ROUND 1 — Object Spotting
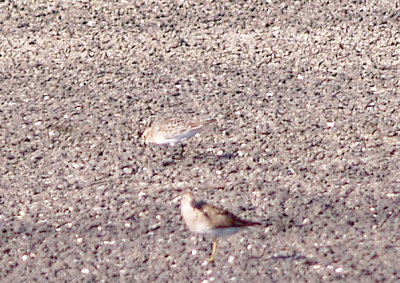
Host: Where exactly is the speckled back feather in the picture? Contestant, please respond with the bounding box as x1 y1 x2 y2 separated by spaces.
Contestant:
154 118 216 140
195 201 261 229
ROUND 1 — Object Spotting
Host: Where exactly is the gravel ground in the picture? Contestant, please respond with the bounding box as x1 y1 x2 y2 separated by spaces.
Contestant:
1 1 399 282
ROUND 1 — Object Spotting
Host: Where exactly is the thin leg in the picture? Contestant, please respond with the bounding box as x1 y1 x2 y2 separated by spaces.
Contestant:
174 143 185 160
207 238 218 262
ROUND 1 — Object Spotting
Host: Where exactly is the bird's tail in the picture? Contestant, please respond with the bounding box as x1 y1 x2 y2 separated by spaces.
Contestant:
204 118 217 125
248 219 272 227
188 118 217 129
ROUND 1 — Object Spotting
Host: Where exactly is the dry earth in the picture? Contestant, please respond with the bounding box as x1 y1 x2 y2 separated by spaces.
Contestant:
0 1 399 282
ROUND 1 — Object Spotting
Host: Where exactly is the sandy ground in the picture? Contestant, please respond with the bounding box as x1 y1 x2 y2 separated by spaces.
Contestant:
1 1 399 282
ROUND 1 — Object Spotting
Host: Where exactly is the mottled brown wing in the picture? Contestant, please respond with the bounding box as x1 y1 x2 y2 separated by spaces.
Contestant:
201 203 259 228
158 118 202 138
186 120 205 129
188 119 216 128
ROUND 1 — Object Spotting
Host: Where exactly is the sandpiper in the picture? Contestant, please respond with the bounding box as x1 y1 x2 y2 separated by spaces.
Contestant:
143 118 216 147
181 192 261 262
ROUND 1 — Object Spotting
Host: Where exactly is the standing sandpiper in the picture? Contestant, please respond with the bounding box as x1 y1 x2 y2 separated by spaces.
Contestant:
181 192 261 262
143 118 216 147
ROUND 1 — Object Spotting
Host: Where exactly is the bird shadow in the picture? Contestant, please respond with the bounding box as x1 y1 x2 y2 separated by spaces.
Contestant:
193 152 237 160
157 151 237 166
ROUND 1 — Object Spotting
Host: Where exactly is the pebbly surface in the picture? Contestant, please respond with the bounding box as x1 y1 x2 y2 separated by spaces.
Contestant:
1 1 399 282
